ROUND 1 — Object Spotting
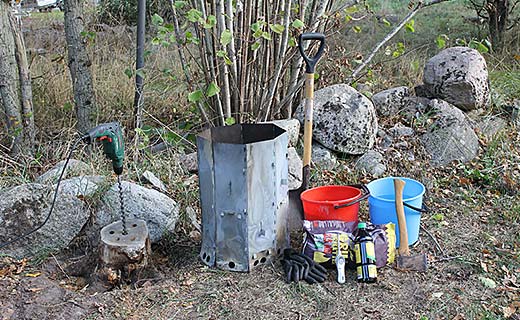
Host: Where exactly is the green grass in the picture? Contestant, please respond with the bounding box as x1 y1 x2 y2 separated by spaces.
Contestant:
490 69 520 105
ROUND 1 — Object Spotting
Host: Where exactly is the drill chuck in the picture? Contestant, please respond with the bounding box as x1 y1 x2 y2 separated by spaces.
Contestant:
113 164 123 175
84 122 125 175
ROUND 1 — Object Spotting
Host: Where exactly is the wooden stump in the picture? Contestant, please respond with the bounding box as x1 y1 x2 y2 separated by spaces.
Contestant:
98 219 151 285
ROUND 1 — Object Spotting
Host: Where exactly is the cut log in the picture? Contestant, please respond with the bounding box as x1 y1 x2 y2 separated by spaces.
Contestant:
98 219 151 285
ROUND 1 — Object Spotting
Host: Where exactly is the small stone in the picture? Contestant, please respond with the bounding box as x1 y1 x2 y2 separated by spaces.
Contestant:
141 170 167 192
388 124 415 138
186 206 201 232
287 147 302 190
512 100 520 126
355 151 386 177
379 135 394 149
395 141 409 149
312 144 338 170
179 152 198 173
372 86 410 116
189 230 201 242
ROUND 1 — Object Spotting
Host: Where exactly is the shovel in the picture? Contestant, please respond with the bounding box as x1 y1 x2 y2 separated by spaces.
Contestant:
288 33 326 227
394 178 428 272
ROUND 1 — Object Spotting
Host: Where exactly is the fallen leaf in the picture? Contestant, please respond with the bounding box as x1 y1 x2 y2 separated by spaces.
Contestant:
503 305 516 318
15 258 27 274
432 292 444 298
26 287 43 292
481 261 489 272
25 272 41 278
479 276 497 289
0 266 15 277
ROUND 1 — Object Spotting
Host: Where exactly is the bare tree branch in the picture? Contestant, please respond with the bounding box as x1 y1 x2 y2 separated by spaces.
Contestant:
347 0 453 84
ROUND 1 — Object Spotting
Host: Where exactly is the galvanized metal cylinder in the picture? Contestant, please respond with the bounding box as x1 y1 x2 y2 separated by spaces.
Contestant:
197 124 290 272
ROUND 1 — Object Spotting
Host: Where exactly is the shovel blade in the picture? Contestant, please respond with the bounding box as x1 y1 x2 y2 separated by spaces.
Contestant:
396 254 428 272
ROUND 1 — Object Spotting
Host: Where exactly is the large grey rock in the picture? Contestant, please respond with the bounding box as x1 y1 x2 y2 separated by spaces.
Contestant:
372 86 410 116
266 119 300 146
295 84 378 155
36 159 91 184
312 144 338 170
355 151 386 178
287 147 302 190
95 181 179 243
420 47 489 111
420 99 480 166
0 183 90 257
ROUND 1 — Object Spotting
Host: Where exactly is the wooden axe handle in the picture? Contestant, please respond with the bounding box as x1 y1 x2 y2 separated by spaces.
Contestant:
394 178 410 256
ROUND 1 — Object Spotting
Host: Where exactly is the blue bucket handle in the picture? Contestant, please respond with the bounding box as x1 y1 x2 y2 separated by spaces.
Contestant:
333 184 370 209
403 202 429 213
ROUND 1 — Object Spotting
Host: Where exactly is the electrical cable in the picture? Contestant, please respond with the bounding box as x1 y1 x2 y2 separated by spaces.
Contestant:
0 137 83 250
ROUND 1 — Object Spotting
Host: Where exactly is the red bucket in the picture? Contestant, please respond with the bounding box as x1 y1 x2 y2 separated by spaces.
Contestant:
300 185 369 222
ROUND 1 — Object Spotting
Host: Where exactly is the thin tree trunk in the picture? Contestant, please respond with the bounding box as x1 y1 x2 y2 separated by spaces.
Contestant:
487 0 509 50
216 0 232 119
226 0 239 111
64 0 96 134
198 0 224 125
261 0 291 121
9 11 35 155
0 2 34 157
133 0 146 130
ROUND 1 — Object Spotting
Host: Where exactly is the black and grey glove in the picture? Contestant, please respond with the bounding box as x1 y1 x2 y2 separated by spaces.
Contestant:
281 248 328 284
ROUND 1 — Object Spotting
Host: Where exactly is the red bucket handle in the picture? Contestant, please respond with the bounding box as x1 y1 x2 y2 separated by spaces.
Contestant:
333 184 370 210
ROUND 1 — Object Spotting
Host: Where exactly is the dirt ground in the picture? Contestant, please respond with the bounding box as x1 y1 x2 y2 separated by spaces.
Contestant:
1 175 519 320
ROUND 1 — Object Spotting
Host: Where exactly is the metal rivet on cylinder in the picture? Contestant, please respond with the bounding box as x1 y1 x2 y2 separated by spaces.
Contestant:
237 214 242 219
220 212 225 217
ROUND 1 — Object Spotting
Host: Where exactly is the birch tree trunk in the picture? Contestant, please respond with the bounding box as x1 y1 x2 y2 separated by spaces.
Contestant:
64 0 96 134
0 0 35 157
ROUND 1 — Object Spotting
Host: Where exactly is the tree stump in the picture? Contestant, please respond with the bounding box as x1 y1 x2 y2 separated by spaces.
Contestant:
98 219 151 285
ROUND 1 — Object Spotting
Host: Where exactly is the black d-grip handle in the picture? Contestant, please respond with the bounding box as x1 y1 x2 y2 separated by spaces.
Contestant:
333 184 370 210
298 32 325 74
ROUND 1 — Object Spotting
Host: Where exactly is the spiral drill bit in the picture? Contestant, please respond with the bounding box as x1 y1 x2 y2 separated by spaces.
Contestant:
117 175 128 235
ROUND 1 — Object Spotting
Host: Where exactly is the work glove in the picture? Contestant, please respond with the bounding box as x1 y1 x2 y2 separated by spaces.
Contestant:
281 248 328 284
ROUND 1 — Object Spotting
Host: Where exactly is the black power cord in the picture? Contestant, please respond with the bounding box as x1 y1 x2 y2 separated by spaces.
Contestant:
0 138 82 250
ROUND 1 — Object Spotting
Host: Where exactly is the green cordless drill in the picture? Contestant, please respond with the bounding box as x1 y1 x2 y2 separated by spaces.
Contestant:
83 122 128 234
83 122 124 175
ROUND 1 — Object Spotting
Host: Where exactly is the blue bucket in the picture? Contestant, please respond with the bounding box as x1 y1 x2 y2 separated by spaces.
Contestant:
367 177 425 247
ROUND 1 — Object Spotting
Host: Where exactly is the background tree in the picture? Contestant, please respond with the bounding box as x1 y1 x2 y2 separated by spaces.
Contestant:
0 0 35 157
468 0 519 50
64 0 96 134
